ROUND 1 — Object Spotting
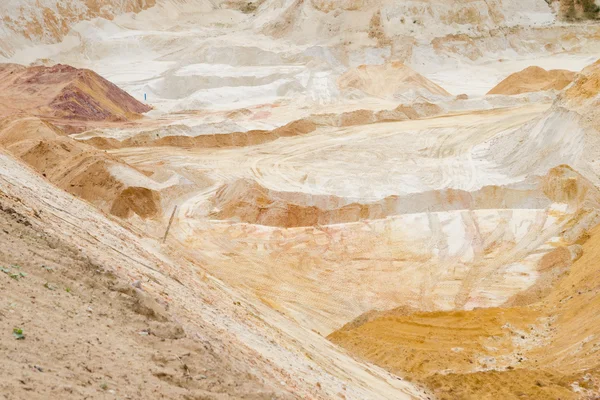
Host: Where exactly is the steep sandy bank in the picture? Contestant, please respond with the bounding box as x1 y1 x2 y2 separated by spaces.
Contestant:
0 187 296 399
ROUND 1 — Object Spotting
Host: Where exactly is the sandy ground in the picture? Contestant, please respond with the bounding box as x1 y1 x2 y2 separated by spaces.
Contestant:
0 187 293 400
0 148 430 399
2 0 600 399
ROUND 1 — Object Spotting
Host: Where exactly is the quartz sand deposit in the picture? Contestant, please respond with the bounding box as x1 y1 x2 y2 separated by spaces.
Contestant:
1 0 600 399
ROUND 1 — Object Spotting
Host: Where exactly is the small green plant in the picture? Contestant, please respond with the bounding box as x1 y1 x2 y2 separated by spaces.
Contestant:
2 266 26 280
100 383 108 391
65 287 71 293
13 328 24 340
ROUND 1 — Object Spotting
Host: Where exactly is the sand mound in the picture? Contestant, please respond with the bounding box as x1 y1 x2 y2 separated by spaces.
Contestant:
0 116 161 219
338 62 452 99
487 66 576 95
0 64 151 122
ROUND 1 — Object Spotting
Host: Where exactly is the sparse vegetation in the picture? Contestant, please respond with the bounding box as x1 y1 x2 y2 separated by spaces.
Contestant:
240 2 257 14
1 265 26 280
558 0 600 20
12 328 24 340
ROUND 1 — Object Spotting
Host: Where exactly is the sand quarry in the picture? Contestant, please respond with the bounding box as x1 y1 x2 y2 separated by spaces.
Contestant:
2 0 600 399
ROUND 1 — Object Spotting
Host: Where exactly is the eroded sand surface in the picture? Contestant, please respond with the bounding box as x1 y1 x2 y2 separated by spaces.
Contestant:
2 0 600 399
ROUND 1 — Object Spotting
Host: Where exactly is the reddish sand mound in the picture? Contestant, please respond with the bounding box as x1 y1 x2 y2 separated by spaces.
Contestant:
338 61 452 99
0 63 151 121
487 66 576 95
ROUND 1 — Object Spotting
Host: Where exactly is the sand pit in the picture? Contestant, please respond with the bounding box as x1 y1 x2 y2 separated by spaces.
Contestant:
3 1 600 399
487 66 576 95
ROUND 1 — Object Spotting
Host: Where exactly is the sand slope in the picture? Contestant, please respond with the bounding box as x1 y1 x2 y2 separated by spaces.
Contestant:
0 143 430 400
487 66 576 95
0 116 162 220
0 188 296 399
